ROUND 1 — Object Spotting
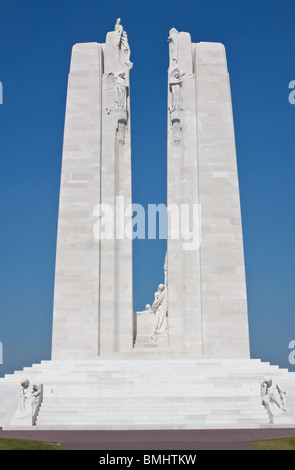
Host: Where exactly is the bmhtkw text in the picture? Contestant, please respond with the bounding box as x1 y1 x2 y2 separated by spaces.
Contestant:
143 454 198 465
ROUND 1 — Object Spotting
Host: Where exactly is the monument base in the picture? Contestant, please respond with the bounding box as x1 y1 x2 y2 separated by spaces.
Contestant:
1 356 295 430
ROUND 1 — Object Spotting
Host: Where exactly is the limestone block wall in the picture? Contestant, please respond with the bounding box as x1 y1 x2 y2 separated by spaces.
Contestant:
167 31 202 354
51 43 103 359
51 26 133 359
167 33 250 358
99 30 133 354
195 42 250 358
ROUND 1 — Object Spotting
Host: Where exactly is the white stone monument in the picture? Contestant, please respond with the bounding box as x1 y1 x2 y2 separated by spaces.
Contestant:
51 19 133 359
167 31 250 358
0 23 295 430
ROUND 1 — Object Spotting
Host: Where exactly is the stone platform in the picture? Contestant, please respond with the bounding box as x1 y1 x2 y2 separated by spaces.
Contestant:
1 357 295 430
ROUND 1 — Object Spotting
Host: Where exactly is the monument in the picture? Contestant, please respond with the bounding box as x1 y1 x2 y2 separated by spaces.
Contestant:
166 30 250 357
51 18 133 359
0 21 295 429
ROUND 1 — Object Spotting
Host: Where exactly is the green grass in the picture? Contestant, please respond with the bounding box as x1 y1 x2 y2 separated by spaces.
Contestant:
250 437 295 450
0 438 62 450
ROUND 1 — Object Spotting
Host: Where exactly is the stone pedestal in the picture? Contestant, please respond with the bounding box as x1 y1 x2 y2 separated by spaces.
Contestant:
1 358 295 429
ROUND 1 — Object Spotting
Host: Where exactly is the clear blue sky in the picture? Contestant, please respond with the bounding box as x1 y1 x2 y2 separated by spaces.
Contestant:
0 0 294 376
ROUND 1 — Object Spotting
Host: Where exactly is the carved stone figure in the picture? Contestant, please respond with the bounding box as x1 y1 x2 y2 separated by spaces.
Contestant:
169 68 184 111
114 18 133 69
261 378 287 415
168 28 179 67
115 72 128 109
105 72 129 114
116 118 127 143
18 379 43 424
151 283 168 342
171 118 182 142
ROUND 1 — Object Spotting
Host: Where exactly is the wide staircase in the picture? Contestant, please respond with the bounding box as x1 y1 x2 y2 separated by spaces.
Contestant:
2 357 295 429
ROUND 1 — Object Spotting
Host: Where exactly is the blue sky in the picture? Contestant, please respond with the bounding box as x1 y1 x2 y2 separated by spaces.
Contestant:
0 0 294 376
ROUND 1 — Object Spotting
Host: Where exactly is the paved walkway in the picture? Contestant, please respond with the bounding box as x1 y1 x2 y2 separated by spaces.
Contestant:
1 427 295 450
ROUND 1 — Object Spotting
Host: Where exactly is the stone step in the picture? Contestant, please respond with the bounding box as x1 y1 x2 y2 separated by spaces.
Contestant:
31 424 265 430
40 393 260 399
38 409 266 416
3 358 294 430
10 359 282 368
41 383 261 388
1 376 280 384
38 406 266 414
38 408 267 416
43 396 261 407
36 417 270 425
28 369 274 375
36 421 270 428
2 371 285 378
23 363 282 370
2 372 270 386
38 400 268 408
7 364 281 371
38 411 269 418
9 378 263 384
26 361 264 366
6 369 283 375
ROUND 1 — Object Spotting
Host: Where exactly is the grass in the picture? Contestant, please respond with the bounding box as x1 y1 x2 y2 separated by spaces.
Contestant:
0 438 62 450
250 437 295 450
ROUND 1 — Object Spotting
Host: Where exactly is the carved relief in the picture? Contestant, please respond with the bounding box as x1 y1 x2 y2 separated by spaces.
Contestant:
115 72 128 109
114 18 133 69
261 378 287 415
168 28 196 144
168 28 179 67
168 67 186 143
12 379 43 426
151 283 168 342
169 68 185 111
171 117 182 143
104 71 129 145
151 255 168 342
105 72 129 114
116 118 127 144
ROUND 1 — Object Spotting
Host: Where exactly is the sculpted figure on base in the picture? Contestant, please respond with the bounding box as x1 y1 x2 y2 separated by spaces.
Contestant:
14 379 43 425
168 28 179 67
169 68 184 111
114 18 133 69
115 72 128 109
151 283 168 342
104 71 129 115
261 378 287 415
